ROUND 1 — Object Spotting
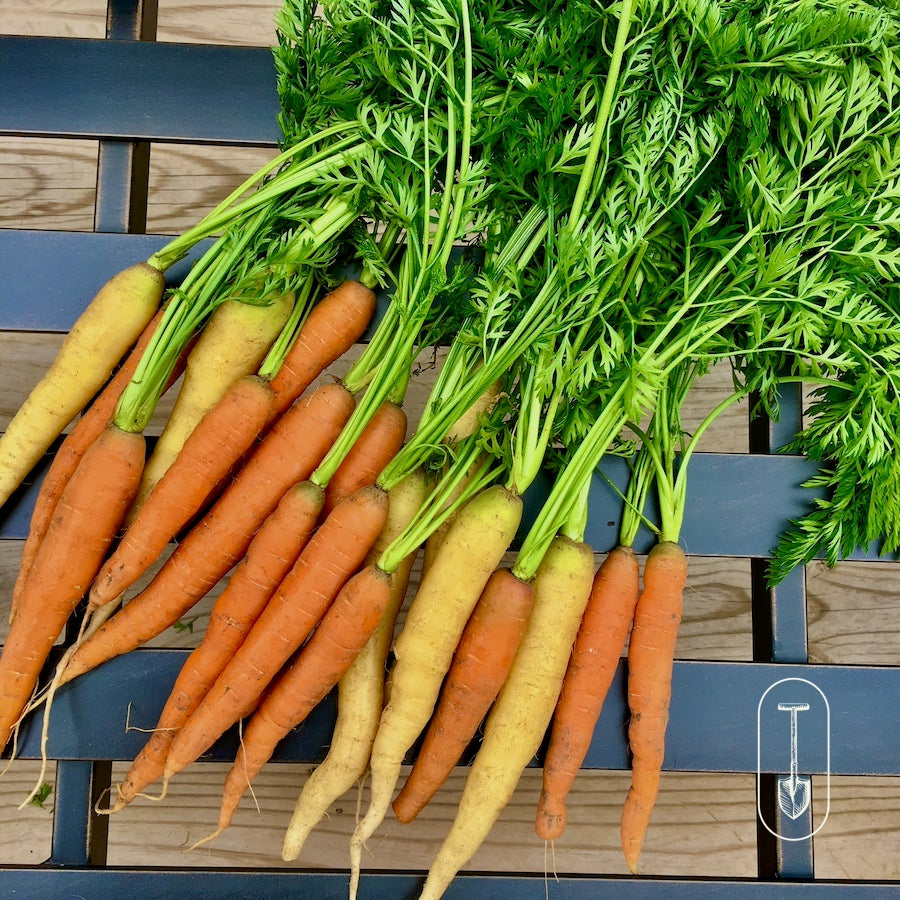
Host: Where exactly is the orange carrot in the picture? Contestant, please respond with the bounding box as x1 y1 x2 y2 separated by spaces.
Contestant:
162 485 390 783
210 564 392 838
87 375 275 611
267 280 375 417
392 567 534 824
9 308 168 626
322 400 406 515
0 424 145 751
620 540 687 874
281 471 426 862
57 383 355 686
536 544 640 840
108 480 325 811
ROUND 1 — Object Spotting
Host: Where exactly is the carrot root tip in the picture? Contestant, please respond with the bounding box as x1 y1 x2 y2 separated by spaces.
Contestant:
536 809 567 842
183 827 223 853
133 784 168 804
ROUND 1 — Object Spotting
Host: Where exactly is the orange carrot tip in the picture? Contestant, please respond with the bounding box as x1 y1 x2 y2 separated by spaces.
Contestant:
265 279 376 416
536 543 641 842
391 567 534 824
212 563 391 838
621 540 687 874
183 828 224 854
110 479 325 813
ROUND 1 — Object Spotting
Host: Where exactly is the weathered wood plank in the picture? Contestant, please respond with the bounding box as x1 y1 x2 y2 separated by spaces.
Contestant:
99 765 759 878
806 561 900 666
0 761 55 865
0 137 98 232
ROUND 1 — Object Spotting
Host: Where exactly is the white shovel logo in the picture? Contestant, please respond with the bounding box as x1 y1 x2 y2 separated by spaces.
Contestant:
776 701 811 819
757 677 830 840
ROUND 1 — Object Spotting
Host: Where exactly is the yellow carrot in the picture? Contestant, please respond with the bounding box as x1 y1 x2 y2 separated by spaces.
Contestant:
420 535 595 900
348 484 523 899
128 291 294 518
0 262 164 509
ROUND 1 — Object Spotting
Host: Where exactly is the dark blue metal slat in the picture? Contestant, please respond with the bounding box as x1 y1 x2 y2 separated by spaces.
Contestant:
749 382 809 664
0 450 833 557
94 139 151 233
95 1 158 234
0 868 897 899
106 0 158 40
45 1 165 871
0 36 280 145
749 383 815 879
49 761 94 866
8 654 897 777
760 564 817 878
0 229 410 334
49 759 112 866
0 231 207 332
51 2 163 870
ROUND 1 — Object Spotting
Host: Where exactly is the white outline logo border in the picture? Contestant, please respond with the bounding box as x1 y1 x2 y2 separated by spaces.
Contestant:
757 676 830 841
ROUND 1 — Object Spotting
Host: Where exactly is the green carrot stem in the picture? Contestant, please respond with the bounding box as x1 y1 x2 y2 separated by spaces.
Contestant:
560 470 592 543
619 444 657 549
378 438 499 574
257 270 318 381
116 201 352 433
513 379 632 581
114 211 268 433
148 130 366 271
568 0 635 228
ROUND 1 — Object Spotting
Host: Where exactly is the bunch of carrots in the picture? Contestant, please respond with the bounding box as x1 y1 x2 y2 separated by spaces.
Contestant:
4 0 900 896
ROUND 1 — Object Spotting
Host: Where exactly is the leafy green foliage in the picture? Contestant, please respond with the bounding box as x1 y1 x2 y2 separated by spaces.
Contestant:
29 782 53 811
269 0 900 582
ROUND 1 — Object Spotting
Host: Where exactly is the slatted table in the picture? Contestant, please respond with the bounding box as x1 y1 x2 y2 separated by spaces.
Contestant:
1 2 898 896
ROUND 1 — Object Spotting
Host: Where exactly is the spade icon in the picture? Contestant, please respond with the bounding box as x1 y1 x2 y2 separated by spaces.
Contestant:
777 701 811 820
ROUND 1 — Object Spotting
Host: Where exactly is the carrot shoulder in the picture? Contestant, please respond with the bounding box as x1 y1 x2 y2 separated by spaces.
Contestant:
267 279 376 417
0 424 145 751
57 382 355 686
621 540 687 874
322 400 406 515
109 479 325 810
536 543 640 840
161 485 389 784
